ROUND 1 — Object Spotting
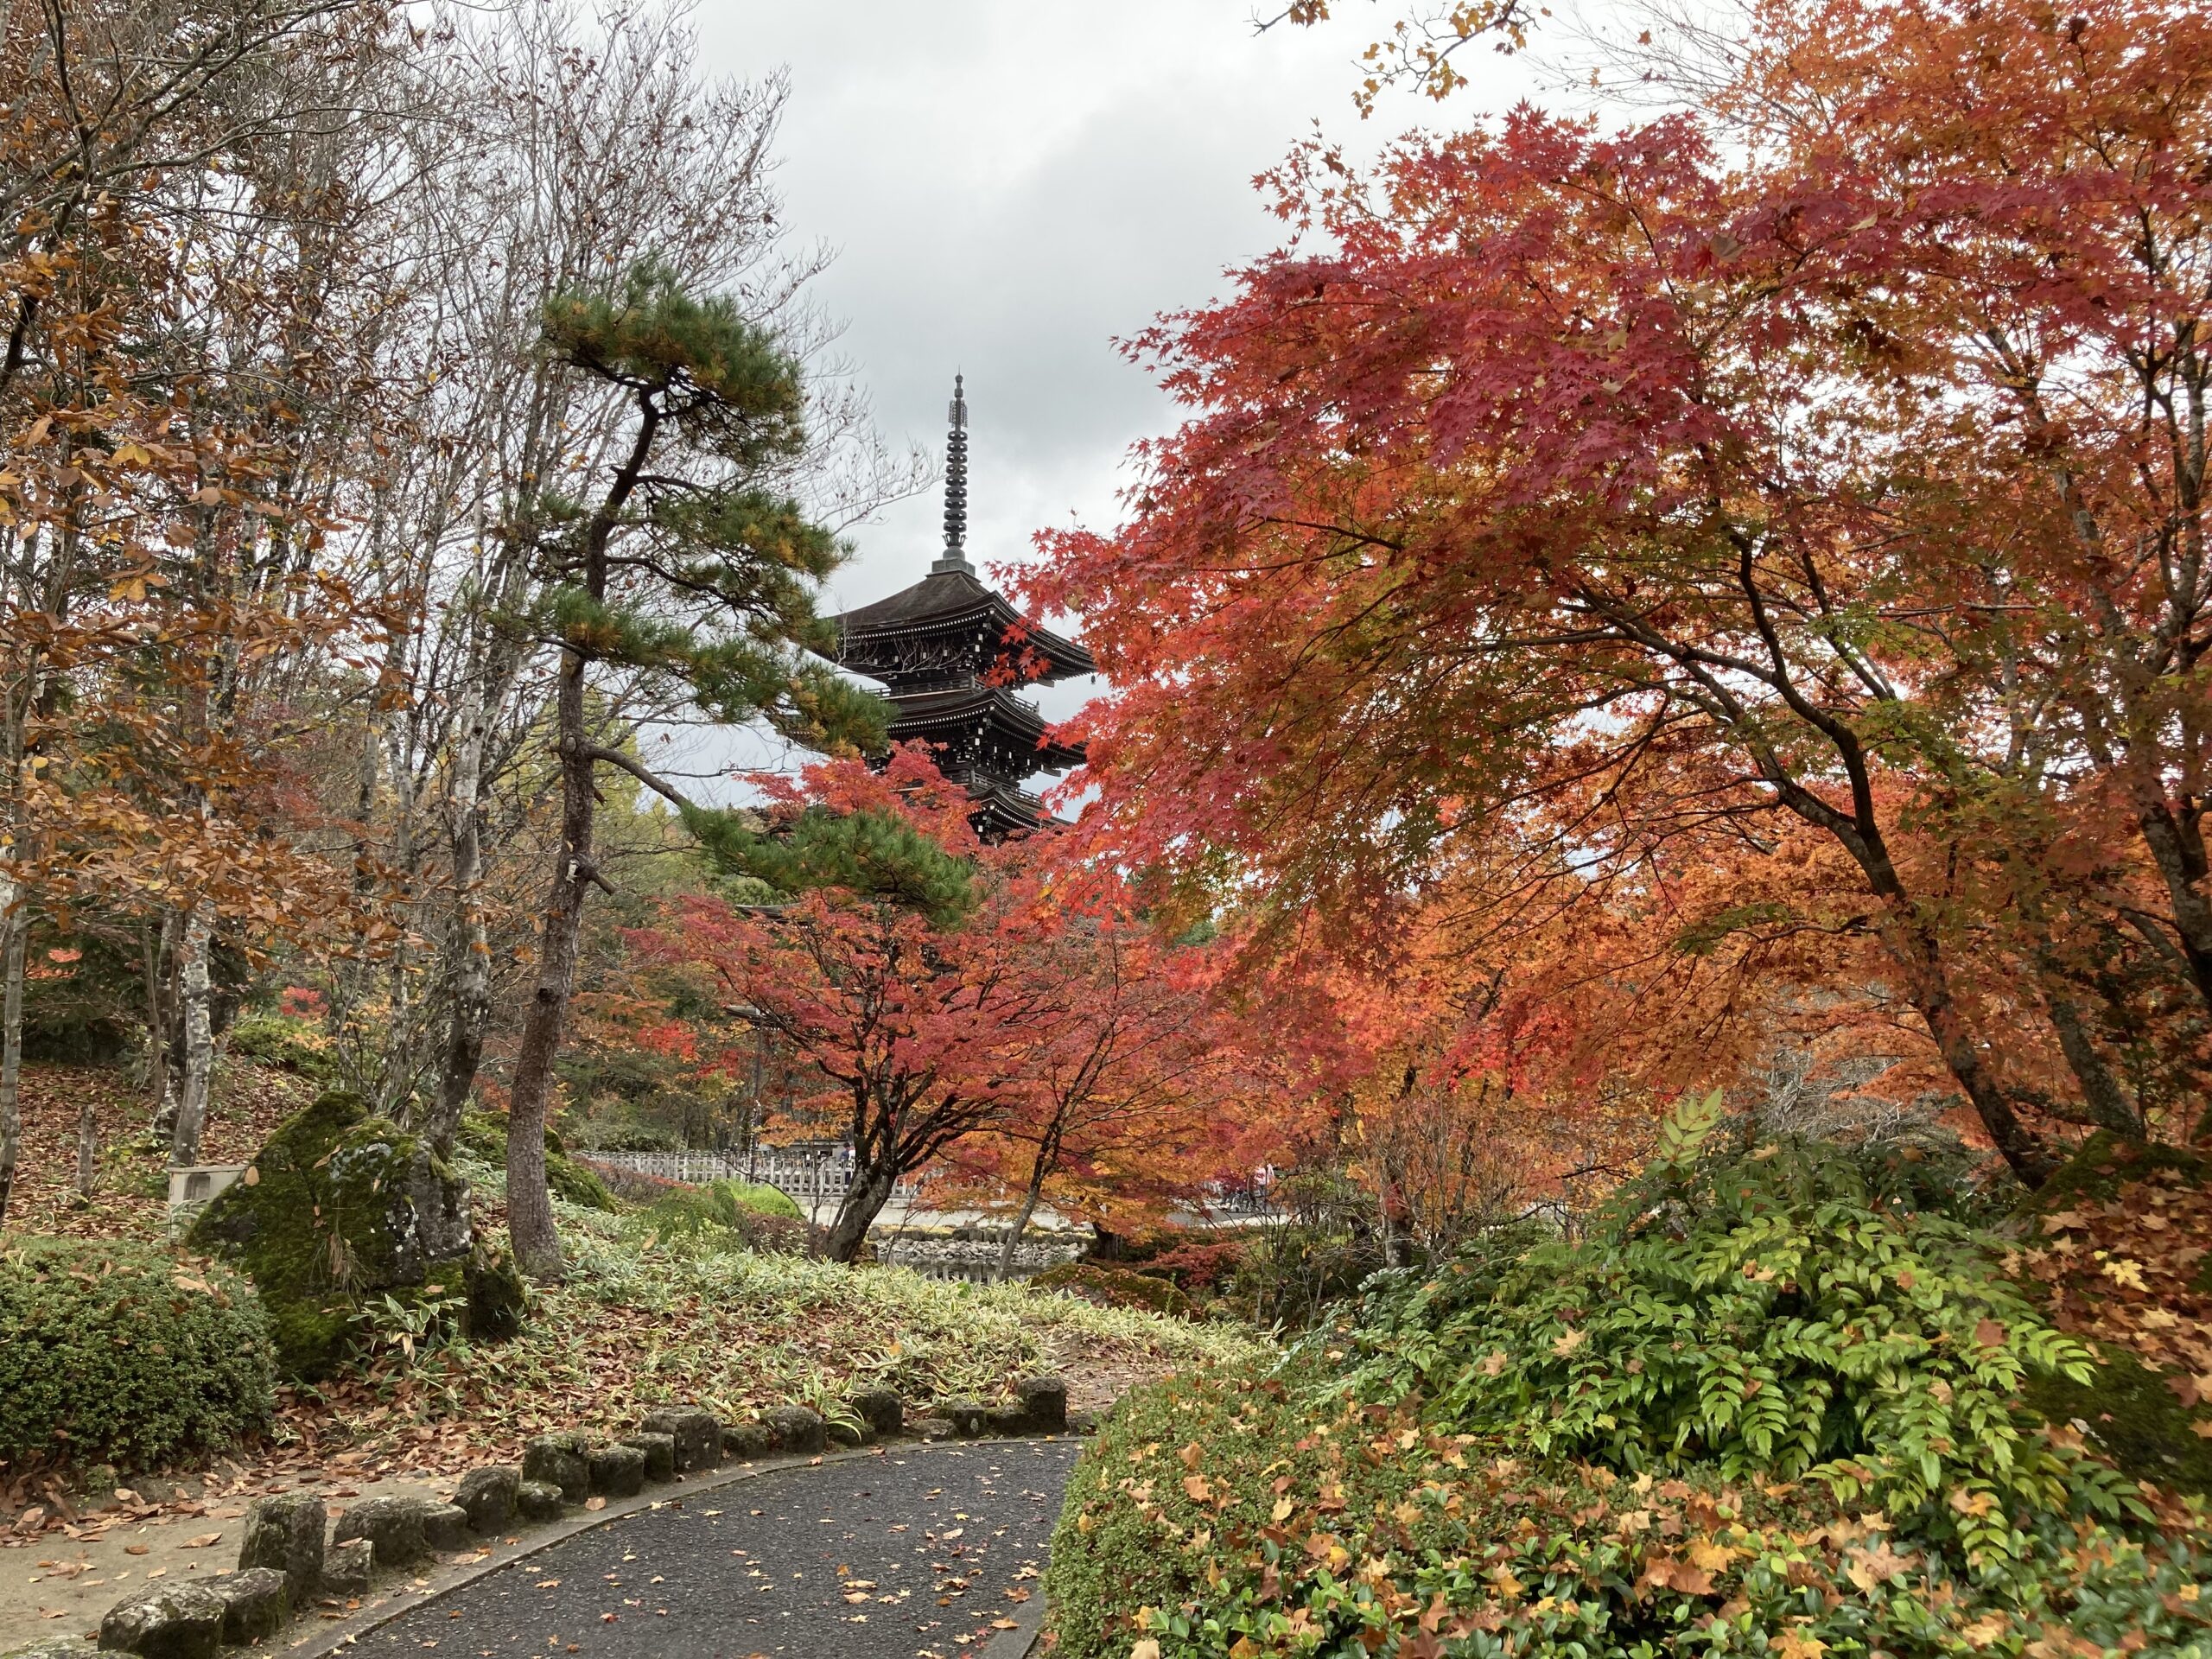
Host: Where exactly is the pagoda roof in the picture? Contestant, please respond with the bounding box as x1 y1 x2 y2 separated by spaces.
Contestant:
885 683 1087 775
833 565 1095 683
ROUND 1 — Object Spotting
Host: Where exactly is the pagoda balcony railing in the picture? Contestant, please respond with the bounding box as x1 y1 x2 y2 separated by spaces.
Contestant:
887 677 1044 721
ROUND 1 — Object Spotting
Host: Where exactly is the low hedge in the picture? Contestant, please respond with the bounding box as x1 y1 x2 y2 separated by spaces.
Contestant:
0 1236 276 1471
1049 1364 2212 1659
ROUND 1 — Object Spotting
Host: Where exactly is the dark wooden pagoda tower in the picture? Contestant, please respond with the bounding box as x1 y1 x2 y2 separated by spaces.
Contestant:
830 378 1094 836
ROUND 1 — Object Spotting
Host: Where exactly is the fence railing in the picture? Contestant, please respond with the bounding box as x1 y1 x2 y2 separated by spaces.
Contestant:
583 1149 919 1205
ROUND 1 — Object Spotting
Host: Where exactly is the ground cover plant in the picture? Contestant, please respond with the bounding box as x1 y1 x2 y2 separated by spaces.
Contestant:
1048 1126 2212 1657
0 1237 274 1471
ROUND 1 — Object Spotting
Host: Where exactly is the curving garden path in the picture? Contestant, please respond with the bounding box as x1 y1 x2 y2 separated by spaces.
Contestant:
334 1440 1078 1659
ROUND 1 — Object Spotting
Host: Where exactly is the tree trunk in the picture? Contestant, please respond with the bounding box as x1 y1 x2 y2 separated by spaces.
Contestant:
149 909 182 1141
822 1162 900 1263
0 880 23 1227
74 1095 97 1197
141 917 168 1109
2132 797 2212 1018
425 675 492 1152
502 647 593 1280
169 902 214 1168
999 1147 1052 1276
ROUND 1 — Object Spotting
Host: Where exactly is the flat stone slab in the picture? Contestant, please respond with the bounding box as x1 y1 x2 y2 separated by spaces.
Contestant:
337 1440 1079 1659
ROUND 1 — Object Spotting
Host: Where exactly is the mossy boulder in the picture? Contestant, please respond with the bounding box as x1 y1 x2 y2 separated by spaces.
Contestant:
1032 1262 1194 1319
188 1090 499 1377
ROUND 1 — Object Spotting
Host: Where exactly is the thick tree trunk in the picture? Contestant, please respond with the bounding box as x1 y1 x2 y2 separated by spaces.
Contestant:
169 902 214 1168
425 677 492 1153
502 650 593 1280
0 880 22 1227
822 1162 900 1263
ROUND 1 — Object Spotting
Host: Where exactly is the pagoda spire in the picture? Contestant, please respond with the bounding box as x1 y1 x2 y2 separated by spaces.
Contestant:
931 374 971 575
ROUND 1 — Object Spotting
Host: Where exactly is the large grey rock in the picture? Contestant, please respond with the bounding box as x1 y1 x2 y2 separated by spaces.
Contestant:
454 1465 520 1535
639 1408 720 1472
514 1480 564 1523
521 1433 590 1503
622 1431 676 1482
721 1421 773 1461
760 1404 824 1454
96 1580 225 1656
207 1568 288 1645
849 1389 903 1439
421 1503 471 1553
331 1494 428 1569
587 1442 645 1500
322 1536 373 1597
943 1400 989 1439
237 1492 325 1605
1014 1375 1069 1433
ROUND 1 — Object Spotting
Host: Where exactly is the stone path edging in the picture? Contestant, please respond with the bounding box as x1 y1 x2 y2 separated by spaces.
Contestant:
285 1439 1067 1659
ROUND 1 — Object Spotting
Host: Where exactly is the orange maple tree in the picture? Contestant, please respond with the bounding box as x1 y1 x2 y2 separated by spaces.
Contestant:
1028 0 2212 1183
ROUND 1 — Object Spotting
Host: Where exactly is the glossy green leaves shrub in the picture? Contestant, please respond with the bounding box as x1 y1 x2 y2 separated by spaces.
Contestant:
1338 1136 2141 1551
0 1237 275 1469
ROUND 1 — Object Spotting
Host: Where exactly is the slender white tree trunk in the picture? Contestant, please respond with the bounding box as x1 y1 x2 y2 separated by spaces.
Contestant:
0 866 22 1226
170 902 215 1168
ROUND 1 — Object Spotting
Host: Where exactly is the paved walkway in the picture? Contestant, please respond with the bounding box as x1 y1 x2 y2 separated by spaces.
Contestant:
340 1440 1079 1659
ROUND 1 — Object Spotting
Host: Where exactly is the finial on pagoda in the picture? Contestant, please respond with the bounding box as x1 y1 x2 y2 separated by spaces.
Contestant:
931 373 971 575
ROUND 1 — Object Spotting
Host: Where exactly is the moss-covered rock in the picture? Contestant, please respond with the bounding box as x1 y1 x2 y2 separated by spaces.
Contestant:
188 1090 482 1377
2017 1128 2209 1217
2024 1338 2212 1497
1031 1262 1193 1319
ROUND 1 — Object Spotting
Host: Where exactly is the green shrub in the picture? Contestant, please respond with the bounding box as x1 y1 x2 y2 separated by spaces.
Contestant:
0 1236 275 1470
226 1011 342 1083
1033 1262 1193 1318
454 1112 619 1211
1049 1363 2212 1659
1335 1130 2141 1551
631 1179 805 1255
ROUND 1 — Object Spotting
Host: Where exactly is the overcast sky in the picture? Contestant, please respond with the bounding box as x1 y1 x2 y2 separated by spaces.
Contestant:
668 1 1598 789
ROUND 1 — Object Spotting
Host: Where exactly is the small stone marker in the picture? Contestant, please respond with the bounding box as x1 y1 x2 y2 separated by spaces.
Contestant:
1015 1375 1069 1433
514 1480 565 1524
943 1400 989 1439
639 1408 721 1472
721 1421 774 1461
760 1404 825 1453
238 1491 326 1605
587 1442 646 1499
207 1567 289 1644
98 1580 226 1657
422 1502 473 1554
323 1535 374 1597
332 1495 429 1570
621 1430 677 1482
849 1387 904 1439
455 1465 521 1534
521 1433 591 1502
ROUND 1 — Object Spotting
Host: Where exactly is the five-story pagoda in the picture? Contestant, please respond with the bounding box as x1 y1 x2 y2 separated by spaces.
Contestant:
830 378 1093 836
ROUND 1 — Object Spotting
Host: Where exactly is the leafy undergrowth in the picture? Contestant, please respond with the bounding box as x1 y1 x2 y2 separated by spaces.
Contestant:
1 1061 313 1243
1 1062 1262 1536
1049 1129 2212 1658
1054 1366 2210 1659
261 1152 1262 1480
2002 1133 2212 1495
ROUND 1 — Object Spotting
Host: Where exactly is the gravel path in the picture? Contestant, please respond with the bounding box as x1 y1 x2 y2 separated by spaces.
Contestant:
341 1440 1079 1659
